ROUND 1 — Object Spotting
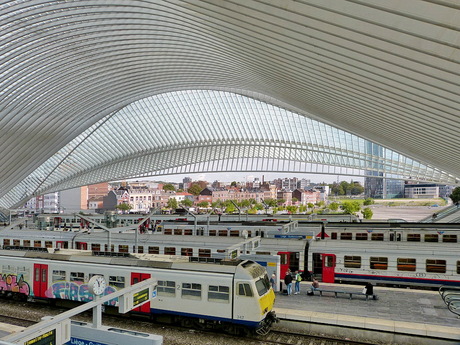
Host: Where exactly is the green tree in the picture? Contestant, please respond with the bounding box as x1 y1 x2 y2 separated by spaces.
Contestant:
264 198 277 207
363 198 375 206
277 199 286 206
291 197 298 204
167 198 178 210
230 181 237 187
450 187 460 204
329 202 339 211
116 203 132 213
187 183 203 196
181 198 193 207
307 202 315 211
361 207 373 219
163 183 176 191
286 205 297 214
240 199 251 208
197 201 209 208
341 200 361 214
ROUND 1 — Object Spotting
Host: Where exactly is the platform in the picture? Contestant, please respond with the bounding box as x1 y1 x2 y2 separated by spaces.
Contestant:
0 323 24 338
274 282 460 343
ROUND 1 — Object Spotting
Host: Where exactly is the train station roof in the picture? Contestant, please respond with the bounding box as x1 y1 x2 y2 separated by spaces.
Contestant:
0 1 459 208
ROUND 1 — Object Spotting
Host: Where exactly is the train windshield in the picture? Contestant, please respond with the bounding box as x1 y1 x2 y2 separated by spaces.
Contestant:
255 274 270 296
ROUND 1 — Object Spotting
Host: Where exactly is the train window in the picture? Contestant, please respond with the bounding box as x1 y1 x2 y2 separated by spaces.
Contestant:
181 248 193 256
209 230 216 236
119 245 129 253
165 247 176 255
164 229 172 235
3 239 10 246
340 233 353 240
174 229 182 235
457 261 460 274
104 244 114 252
109 276 125 289
70 272 84 282
137 246 144 253
199 249 211 257
370 257 388 270
442 235 457 243
237 283 253 297
279 254 288 265
208 285 230 303
23 240 30 247
230 230 240 237
425 234 439 242
331 233 337 240
52 270 66 282
13 239 20 246
149 246 159 254
91 244 101 251
426 260 446 273
184 229 193 235
158 280 176 297
324 255 334 267
344 256 361 268
218 230 227 236
255 277 270 296
182 283 201 300
407 234 421 242
397 258 416 271
34 240 42 247
371 233 384 241
355 233 368 240
45 241 53 248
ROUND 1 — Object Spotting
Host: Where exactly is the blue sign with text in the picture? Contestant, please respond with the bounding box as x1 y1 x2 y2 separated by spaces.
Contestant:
65 337 108 345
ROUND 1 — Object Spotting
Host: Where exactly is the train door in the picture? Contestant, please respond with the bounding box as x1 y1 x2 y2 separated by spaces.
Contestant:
76 242 88 250
56 241 68 249
390 231 402 241
33 263 48 298
277 251 299 277
322 254 336 283
131 272 151 313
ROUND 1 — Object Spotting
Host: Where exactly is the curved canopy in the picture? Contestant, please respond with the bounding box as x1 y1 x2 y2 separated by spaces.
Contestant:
0 0 459 208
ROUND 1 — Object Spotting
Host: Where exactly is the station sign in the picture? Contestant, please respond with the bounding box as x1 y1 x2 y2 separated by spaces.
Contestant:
24 330 55 345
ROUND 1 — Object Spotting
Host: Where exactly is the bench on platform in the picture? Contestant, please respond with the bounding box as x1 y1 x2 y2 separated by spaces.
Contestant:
309 288 377 300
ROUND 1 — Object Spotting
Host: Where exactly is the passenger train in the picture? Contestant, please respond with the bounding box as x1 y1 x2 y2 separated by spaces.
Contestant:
0 249 278 335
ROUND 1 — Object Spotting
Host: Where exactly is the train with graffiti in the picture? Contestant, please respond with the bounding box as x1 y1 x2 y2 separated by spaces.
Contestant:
0 249 278 335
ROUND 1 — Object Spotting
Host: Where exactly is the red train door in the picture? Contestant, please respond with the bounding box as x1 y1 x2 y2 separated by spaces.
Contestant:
33 263 48 298
131 272 151 313
76 242 88 250
322 254 336 283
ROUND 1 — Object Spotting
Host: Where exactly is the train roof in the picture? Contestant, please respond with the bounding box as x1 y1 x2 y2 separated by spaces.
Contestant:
0 249 260 275
0 229 77 240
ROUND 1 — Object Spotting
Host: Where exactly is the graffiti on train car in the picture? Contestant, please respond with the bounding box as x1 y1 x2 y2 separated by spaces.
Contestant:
0 273 30 295
45 281 118 305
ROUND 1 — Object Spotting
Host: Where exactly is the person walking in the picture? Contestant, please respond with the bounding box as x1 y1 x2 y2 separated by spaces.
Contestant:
294 271 302 294
284 271 293 296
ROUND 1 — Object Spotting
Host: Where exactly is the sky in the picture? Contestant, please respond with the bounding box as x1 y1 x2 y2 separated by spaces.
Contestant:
143 172 364 185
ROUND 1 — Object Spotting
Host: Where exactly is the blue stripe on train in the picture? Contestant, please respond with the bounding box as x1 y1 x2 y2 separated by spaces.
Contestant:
335 273 460 286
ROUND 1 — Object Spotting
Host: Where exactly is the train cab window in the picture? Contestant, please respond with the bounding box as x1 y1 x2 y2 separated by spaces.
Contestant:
407 234 421 242
344 256 361 268
52 270 66 282
397 258 416 271
199 249 211 257
23 240 30 247
158 280 176 297
355 233 368 240
331 233 337 240
426 259 446 273
208 285 230 303
45 241 53 248
164 247 176 255
443 235 457 243
70 272 84 282
424 234 439 242
370 257 388 270
237 283 254 297
371 233 384 241
340 233 353 240
183 229 193 235
118 245 129 253
3 239 10 246
209 230 217 236
91 244 101 251
109 276 125 289
255 277 270 296
182 283 201 300
181 248 193 256
34 240 42 247
149 246 159 254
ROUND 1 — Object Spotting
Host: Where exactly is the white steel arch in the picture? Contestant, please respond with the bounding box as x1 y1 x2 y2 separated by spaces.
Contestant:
0 0 459 208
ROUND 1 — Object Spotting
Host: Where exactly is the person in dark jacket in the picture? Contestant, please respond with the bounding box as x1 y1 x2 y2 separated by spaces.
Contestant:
365 282 378 300
284 271 293 295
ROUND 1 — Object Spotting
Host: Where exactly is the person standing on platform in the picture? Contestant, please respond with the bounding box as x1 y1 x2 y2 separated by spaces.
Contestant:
294 271 302 295
284 271 293 295
270 274 276 291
